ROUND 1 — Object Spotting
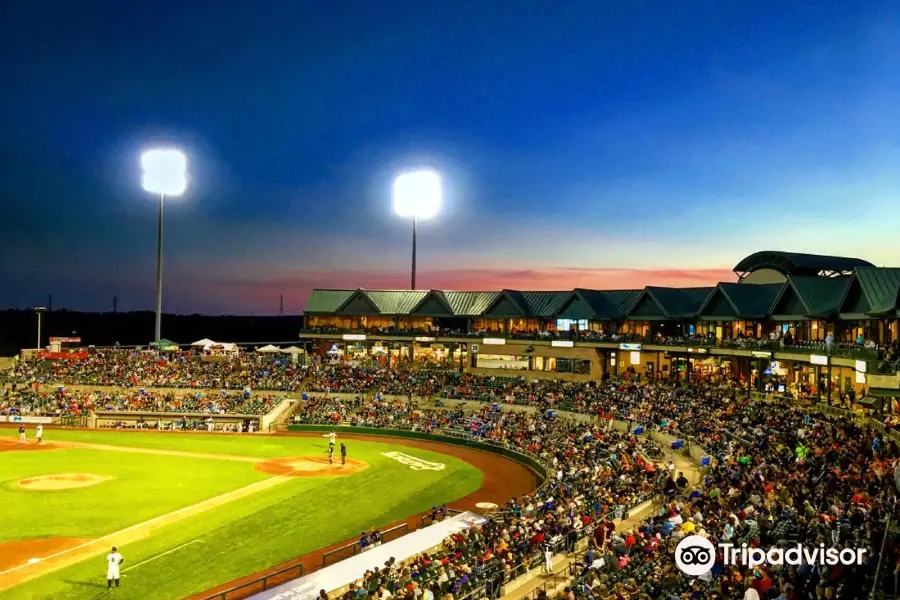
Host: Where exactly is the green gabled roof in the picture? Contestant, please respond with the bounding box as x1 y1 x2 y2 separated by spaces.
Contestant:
853 268 900 316
838 276 871 317
697 287 738 319
521 291 572 317
770 282 808 318
483 290 530 317
719 283 784 318
304 289 355 313
410 290 455 316
575 289 642 319
443 291 501 316
644 286 715 319
788 276 848 317
365 290 429 315
627 291 667 319
336 289 381 315
556 292 594 319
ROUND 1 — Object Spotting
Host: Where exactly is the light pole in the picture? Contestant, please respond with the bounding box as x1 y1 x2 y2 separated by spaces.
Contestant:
393 169 441 290
33 306 46 350
141 148 187 342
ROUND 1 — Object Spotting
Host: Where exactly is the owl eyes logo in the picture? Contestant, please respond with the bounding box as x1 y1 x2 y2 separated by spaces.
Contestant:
675 536 716 576
679 546 711 564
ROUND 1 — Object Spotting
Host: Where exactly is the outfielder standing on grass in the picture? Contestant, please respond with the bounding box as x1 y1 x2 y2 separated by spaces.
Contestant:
106 546 124 589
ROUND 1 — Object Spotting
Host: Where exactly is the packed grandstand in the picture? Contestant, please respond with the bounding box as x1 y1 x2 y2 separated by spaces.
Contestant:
3 350 899 599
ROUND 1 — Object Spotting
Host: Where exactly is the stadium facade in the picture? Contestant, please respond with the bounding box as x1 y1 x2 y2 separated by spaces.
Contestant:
299 251 900 403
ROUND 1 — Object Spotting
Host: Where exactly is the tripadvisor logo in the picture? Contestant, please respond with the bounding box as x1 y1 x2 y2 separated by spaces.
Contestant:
674 535 867 576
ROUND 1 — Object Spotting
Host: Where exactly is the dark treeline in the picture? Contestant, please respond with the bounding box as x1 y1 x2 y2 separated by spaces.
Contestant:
0 310 304 356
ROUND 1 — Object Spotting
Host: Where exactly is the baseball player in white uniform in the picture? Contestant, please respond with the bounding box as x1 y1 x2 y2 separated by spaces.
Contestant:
36 424 43 444
106 546 124 588
323 430 336 453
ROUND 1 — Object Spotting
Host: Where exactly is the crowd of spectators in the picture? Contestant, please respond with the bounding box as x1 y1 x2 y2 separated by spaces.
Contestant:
0 385 281 416
3 349 310 390
293 376 899 600
556 395 897 600
304 364 448 397
0 388 91 418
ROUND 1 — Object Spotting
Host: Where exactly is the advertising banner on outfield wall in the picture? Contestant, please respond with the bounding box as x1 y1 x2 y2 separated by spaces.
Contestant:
3 415 54 424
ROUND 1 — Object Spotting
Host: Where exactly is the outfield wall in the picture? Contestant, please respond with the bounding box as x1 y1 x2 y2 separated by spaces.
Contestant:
286 424 548 483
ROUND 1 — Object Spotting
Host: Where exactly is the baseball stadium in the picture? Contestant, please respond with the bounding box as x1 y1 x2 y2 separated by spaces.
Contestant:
2 250 900 600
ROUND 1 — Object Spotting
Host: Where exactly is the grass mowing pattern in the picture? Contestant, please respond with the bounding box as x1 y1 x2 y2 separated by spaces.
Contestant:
0 429 483 600
0 449 268 540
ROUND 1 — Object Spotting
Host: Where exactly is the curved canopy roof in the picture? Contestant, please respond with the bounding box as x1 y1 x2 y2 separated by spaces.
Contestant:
733 251 873 277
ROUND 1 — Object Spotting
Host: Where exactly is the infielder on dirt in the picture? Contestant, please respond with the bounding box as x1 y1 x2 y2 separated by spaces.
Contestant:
106 546 124 588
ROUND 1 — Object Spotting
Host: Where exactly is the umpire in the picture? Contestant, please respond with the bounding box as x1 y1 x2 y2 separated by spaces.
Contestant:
340 443 347 465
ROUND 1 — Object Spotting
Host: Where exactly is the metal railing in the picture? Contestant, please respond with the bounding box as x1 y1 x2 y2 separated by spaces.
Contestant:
420 508 464 528
321 522 410 568
298 328 887 360
196 563 304 600
516 561 582 600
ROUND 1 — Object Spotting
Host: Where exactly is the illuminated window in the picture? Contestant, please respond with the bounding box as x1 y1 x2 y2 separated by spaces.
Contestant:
556 319 588 331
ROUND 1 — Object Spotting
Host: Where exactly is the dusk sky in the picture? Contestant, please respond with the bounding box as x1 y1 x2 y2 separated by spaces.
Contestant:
2 1 899 315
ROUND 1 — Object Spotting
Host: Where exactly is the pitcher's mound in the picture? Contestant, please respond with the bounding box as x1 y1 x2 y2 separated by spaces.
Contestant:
18 473 108 491
255 456 367 477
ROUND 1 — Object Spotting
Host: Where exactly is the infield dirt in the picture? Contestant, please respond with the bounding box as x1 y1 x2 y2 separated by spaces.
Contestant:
255 455 368 476
0 439 59 452
0 539 92 572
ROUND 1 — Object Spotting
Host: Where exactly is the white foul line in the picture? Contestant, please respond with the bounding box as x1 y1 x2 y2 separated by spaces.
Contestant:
122 540 205 574
0 474 292 579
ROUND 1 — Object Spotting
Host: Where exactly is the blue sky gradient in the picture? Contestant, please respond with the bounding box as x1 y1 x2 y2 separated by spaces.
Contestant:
1 1 898 313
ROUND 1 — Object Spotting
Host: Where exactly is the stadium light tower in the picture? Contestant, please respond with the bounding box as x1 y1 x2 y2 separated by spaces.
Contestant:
141 148 187 342
393 169 441 290
33 306 46 350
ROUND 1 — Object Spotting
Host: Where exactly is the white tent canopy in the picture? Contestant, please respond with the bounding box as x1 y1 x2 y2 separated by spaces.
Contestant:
281 345 305 354
191 338 216 347
256 344 282 353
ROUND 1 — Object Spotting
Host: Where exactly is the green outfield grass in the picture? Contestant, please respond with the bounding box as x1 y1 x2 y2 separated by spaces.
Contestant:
0 429 483 600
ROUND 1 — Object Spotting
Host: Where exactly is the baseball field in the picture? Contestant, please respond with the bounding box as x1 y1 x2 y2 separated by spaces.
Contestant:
0 427 535 600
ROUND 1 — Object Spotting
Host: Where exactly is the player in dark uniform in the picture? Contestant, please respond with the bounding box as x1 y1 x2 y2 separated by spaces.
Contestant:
340 443 347 465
